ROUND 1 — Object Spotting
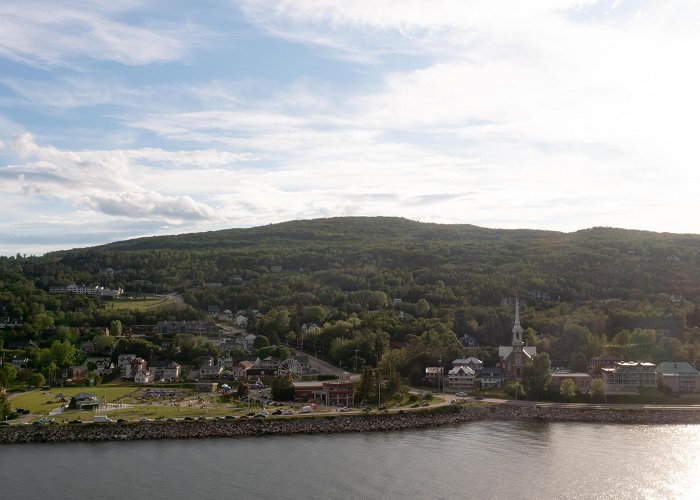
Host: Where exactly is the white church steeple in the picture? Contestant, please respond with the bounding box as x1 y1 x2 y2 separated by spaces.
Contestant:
512 298 523 346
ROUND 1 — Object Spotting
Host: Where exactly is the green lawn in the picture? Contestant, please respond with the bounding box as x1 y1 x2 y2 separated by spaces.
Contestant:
10 386 140 414
108 296 176 312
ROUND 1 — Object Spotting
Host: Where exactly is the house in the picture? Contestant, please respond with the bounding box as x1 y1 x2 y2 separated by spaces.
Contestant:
479 366 503 389
601 361 656 394
424 367 443 386
11 356 29 369
231 360 255 380
459 335 481 349
656 362 700 394
259 356 280 370
80 340 96 353
446 365 476 393
199 363 225 380
134 370 154 384
589 355 622 374
150 361 182 381
452 357 483 373
118 354 137 373
93 360 114 376
234 334 257 352
62 366 87 383
125 357 147 379
549 372 593 394
301 323 320 334
499 299 536 379
207 304 220 315
234 315 248 328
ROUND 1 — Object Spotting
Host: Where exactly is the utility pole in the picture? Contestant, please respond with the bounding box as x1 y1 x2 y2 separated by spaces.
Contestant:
354 349 359 371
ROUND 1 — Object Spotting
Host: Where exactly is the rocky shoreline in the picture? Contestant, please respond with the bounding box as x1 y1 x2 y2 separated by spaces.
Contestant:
2 404 699 445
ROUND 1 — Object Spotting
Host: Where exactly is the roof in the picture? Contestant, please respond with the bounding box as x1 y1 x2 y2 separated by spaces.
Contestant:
452 357 483 365
551 372 592 379
656 362 698 375
425 367 443 374
72 392 97 401
480 367 502 376
448 366 475 376
499 346 537 358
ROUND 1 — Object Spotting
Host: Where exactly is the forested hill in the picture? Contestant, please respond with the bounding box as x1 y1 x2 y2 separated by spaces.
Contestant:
46 216 700 302
5 217 700 370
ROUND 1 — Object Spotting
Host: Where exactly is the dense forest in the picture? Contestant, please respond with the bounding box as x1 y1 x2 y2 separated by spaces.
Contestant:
3 217 700 384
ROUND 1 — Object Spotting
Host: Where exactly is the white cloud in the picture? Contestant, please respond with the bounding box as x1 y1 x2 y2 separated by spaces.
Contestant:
0 1 201 66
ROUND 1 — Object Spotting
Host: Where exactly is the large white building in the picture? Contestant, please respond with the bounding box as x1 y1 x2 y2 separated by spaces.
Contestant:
447 365 476 392
601 361 656 393
49 284 123 297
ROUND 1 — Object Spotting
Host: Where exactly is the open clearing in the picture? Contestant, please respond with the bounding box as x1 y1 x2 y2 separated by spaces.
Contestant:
108 295 177 312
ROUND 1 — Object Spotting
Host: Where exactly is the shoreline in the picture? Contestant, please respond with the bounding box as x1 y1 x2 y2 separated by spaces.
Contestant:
2 404 699 445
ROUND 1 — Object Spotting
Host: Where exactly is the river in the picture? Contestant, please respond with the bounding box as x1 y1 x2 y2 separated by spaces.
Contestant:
2 421 699 499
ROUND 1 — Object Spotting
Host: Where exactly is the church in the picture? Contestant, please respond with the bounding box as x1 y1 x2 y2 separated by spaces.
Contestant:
499 299 536 379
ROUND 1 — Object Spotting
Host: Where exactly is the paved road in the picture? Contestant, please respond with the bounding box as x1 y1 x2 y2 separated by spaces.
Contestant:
304 353 360 381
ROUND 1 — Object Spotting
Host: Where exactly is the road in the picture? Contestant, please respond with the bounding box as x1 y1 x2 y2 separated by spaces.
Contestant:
304 352 360 381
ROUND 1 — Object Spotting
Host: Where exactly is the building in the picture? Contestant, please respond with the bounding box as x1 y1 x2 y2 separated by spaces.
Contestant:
589 355 622 374
601 361 656 394
446 365 476 392
424 367 443 387
68 392 100 410
49 284 123 297
231 360 255 380
499 299 536 379
452 357 483 373
656 362 700 394
134 370 154 384
293 380 355 406
479 366 503 389
459 334 480 349
124 357 147 379
195 382 219 392
150 361 182 381
549 372 593 394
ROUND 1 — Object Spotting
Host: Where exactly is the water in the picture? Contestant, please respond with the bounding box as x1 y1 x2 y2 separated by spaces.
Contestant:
2 421 699 499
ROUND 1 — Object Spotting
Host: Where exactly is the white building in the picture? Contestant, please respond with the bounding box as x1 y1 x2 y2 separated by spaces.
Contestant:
447 365 476 392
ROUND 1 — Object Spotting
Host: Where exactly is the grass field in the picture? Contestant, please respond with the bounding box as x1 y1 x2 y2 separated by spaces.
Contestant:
10 386 140 414
108 295 176 312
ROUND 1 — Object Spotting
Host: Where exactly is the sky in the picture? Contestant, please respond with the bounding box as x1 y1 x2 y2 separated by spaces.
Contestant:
1 0 700 255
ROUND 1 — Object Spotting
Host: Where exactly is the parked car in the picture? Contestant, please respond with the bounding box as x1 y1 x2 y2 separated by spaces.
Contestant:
272 409 283 415
339 406 352 412
254 412 269 418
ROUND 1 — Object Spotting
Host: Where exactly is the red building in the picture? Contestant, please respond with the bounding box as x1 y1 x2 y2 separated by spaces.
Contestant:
293 380 355 406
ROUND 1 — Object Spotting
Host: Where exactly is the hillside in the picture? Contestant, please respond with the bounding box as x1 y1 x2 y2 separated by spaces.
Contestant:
3 217 700 375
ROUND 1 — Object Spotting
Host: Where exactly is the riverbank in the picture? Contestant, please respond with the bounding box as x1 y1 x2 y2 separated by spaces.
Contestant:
2 403 699 444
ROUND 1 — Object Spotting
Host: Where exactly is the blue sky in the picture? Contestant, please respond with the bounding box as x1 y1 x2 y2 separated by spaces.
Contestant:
1 0 700 255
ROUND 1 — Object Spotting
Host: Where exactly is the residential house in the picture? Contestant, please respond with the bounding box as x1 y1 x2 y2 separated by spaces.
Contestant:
93 360 114 376
125 357 147 379
446 365 476 393
656 362 700 394
134 370 154 384
301 323 320 334
424 367 443 387
11 356 29 369
234 314 248 328
231 360 255 381
499 299 536 379
62 366 87 383
459 334 481 349
259 357 280 370
452 357 483 373
234 334 257 352
479 366 503 389
80 340 96 354
601 361 657 394
150 361 182 381
549 372 593 394
118 354 137 374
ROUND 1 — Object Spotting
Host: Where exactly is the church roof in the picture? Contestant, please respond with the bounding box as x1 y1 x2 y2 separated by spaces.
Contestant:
499 346 537 359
